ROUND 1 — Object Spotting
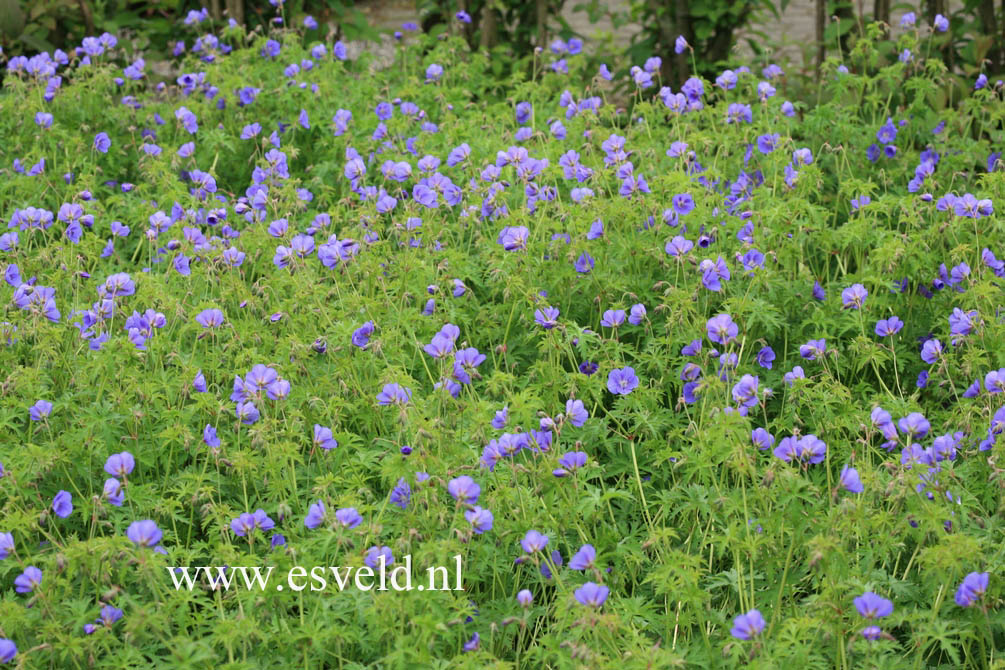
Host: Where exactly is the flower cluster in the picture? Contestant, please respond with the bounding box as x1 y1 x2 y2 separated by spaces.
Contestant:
0 11 1001 668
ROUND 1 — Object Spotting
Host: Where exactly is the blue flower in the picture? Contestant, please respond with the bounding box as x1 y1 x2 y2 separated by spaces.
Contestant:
52 490 73 518
839 464 864 493
607 367 639 395
730 609 765 640
93 132 111 153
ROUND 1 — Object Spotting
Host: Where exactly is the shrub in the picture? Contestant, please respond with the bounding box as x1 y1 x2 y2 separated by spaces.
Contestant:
0 11 1002 669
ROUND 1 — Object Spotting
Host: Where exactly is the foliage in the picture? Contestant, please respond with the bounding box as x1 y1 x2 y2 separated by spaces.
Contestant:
0 0 378 59
418 0 562 51
627 0 780 84
0 11 1004 670
803 0 1003 81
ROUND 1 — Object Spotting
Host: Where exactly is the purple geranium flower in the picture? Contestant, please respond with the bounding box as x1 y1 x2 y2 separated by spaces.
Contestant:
389 478 411 509
756 346 775 369
839 464 864 493
875 316 903 337
464 506 493 534
854 592 893 619
607 367 639 395
553 451 587 477
954 572 989 607
921 338 942 364
565 399 588 427
569 544 596 570
534 306 560 329
841 283 868 309
376 383 412 406
752 428 774 450
574 581 609 607
103 478 124 506
126 520 163 547
305 500 325 528
334 507 362 528
104 452 135 477
0 638 15 663
574 252 594 274
0 532 15 559
14 566 42 593
313 424 338 450
521 530 549 553
706 314 738 345
448 475 480 504
195 308 224 328
799 339 826 361
94 132 111 153
52 490 73 518
730 609 765 639
29 400 53 421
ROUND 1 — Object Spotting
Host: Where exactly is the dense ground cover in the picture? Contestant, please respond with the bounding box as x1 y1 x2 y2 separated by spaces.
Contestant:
0 11 1003 670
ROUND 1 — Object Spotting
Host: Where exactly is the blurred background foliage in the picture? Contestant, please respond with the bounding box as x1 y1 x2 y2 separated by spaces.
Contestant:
0 0 1002 84
0 0 382 55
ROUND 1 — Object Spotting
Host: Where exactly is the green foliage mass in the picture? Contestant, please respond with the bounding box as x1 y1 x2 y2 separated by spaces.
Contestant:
0 18 1003 670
